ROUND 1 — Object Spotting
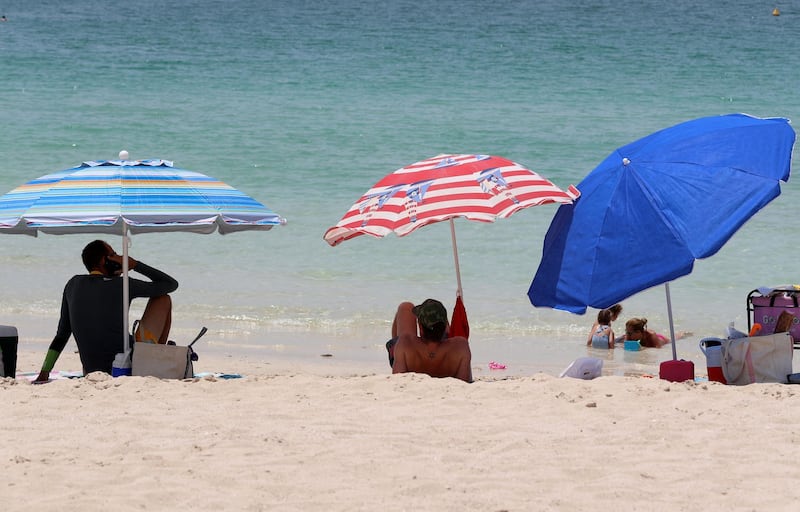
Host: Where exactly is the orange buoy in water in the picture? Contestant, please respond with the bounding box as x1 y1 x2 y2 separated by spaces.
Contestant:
773 8 780 16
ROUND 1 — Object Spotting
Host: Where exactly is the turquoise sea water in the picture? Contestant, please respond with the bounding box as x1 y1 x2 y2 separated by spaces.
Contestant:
1 0 799 375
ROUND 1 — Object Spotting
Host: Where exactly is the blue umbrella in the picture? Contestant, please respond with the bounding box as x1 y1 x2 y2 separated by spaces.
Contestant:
528 113 796 360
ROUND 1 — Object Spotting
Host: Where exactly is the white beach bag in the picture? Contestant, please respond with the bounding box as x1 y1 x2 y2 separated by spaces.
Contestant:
131 327 206 379
132 343 194 379
721 332 793 385
560 357 603 380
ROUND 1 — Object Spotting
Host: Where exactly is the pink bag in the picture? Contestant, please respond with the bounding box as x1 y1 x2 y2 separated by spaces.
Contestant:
748 289 800 341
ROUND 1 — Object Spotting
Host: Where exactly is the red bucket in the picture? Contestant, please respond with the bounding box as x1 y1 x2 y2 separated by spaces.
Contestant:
699 338 726 384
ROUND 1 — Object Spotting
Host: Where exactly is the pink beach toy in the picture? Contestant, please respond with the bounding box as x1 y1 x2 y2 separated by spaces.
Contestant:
488 361 507 370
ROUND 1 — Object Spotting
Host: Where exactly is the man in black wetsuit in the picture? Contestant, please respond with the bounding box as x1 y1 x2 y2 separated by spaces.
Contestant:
34 240 178 382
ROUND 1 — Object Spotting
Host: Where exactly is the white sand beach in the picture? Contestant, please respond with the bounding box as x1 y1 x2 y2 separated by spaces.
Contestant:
3 346 800 512
2 2 798 510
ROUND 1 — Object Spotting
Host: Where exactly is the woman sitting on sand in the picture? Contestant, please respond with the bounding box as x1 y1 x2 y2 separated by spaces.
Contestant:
624 317 690 348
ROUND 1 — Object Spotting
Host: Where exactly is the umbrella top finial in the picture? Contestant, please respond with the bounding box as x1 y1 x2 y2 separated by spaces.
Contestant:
119 150 129 160
622 157 631 166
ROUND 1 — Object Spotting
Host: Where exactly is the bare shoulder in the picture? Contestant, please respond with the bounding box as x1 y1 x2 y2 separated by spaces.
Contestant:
444 335 471 351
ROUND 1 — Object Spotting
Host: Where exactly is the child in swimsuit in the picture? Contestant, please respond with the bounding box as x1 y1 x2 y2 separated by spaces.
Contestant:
587 308 615 349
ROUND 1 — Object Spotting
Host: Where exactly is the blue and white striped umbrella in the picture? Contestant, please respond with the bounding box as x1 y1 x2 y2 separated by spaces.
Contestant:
0 157 285 235
0 155 286 355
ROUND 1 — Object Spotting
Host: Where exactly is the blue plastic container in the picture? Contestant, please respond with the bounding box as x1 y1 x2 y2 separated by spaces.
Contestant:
624 340 641 351
112 352 132 377
112 366 132 377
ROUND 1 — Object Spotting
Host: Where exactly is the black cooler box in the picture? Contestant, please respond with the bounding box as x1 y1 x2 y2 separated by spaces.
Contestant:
0 325 18 378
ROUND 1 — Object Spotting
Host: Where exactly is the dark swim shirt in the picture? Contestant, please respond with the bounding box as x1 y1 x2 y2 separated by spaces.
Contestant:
48 263 178 374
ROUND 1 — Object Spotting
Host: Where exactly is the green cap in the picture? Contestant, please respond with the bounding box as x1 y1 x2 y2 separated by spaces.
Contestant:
413 299 448 330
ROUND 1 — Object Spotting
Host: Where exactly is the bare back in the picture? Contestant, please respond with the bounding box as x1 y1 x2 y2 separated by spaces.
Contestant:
393 335 472 382
391 301 472 383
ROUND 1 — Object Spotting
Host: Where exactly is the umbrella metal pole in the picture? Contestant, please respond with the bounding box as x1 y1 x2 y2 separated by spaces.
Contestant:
449 219 463 298
665 282 677 360
122 223 130 356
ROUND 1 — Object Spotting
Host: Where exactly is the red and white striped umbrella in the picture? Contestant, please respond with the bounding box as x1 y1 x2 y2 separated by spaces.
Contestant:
324 154 579 307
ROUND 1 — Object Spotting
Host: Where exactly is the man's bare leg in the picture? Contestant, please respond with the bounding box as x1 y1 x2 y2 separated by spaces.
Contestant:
135 295 172 344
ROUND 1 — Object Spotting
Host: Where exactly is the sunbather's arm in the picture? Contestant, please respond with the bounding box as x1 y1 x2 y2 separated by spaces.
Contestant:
129 262 179 297
35 288 71 383
394 302 417 338
391 302 416 374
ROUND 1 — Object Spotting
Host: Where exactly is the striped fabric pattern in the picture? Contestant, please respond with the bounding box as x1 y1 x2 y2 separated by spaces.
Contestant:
0 159 285 235
324 154 578 246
